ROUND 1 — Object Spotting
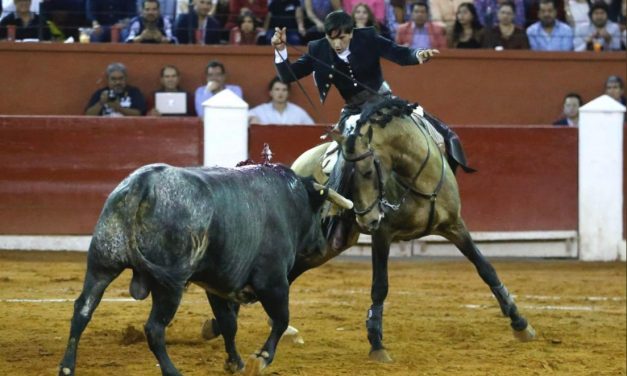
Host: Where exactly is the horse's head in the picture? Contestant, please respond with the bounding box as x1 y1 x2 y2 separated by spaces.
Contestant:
336 123 390 233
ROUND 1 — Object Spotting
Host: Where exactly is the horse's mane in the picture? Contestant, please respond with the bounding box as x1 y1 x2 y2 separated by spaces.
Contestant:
346 97 417 154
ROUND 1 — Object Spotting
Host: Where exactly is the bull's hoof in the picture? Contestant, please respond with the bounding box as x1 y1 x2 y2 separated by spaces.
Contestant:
59 366 73 376
224 359 244 374
369 349 393 363
242 352 268 376
201 319 220 341
513 323 536 342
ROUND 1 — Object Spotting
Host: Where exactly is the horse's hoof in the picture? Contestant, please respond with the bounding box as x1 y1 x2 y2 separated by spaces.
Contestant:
281 325 305 345
201 319 219 341
59 366 73 376
369 349 393 363
242 353 268 376
513 323 536 342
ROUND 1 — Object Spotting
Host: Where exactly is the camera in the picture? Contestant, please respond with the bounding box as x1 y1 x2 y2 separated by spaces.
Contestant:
107 90 117 101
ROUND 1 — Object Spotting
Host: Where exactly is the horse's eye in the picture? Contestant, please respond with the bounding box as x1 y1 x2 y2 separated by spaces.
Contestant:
362 170 373 179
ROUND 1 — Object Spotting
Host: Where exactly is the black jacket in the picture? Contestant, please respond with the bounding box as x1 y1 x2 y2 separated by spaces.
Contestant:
275 27 420 103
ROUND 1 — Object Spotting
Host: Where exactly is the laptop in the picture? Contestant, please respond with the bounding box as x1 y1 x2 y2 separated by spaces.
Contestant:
155 92 187 115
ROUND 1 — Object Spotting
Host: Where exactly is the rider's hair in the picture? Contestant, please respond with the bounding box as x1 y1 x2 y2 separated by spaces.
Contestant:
324 10 354 38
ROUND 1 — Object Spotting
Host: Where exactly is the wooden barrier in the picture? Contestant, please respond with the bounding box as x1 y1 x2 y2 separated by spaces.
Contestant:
0 43 624 125
0 116 577 235
0 116 202 234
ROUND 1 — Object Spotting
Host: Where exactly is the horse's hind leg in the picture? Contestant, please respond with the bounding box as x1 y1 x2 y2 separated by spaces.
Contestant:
58 260 122 376
443 220 536 342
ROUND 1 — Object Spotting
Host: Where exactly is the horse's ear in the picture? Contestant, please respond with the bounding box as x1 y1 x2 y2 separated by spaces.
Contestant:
325 129 346 144
366 126 373 142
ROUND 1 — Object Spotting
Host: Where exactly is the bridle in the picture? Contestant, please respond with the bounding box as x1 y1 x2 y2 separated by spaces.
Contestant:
339 118 446 236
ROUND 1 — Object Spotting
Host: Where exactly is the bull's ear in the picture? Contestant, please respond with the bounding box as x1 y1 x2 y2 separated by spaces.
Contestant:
313 182 353 210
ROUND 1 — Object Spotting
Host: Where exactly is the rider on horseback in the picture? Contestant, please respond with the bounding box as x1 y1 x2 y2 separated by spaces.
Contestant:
272 10 474 174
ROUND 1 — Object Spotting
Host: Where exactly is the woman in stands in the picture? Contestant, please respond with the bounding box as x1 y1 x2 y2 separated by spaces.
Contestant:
449 2 485 48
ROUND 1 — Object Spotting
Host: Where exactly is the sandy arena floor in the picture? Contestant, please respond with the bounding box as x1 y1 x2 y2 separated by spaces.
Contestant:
0 251 624 375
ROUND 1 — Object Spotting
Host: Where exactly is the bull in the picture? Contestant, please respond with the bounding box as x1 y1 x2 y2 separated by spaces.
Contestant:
58 162 352 376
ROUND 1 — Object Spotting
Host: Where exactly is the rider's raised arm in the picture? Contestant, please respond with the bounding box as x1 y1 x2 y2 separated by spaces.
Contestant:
375 32 423 66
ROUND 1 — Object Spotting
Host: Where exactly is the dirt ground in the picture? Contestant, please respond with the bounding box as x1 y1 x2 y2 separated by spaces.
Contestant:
0 251 624 376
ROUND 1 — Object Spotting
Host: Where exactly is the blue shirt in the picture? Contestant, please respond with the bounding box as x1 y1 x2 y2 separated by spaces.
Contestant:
412 26 431 49
194 85 243 117
526 20 574 51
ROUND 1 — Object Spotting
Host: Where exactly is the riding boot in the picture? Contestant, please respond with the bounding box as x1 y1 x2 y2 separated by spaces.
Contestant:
423 112 476 174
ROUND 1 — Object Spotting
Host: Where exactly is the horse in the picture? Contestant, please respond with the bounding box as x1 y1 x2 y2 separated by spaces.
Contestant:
290 97 536 363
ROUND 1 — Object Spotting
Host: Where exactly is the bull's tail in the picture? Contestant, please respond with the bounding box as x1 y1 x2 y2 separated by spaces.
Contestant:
125 165 187 295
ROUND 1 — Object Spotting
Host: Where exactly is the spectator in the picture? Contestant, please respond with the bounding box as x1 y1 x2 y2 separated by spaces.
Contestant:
85 63 146 117
229 10 265 44
225 0 268 30
483 0 530 48
430 0 468 30
343 0 385 23
553 92 582 126
126 0 176 43
526 0 574 50
525 0 566 27
136 0 176 22
0 0 49 40
351 2 392 40
249 77 315 124
1 0 41 19
449 2 485 48
565 0 591 33
194 60 244 118
303 0 341 42
86 0 136 42
264 0 306 45
395 1 447 49
605 75 625 105
474 0 526 27
148 65 193 116
175 0 221 44
573 1 621 50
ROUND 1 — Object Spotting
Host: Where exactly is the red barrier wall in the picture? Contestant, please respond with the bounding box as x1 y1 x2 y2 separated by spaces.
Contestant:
0 118 579 235
0 116 202 234
0 43 623 125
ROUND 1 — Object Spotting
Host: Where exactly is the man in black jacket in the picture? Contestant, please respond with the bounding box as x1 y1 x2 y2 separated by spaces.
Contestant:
272 10 473 173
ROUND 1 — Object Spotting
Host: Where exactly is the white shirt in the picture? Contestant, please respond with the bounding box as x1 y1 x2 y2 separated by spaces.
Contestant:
249 102 314 125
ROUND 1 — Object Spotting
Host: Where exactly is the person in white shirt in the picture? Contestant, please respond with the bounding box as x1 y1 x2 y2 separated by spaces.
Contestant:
249 77 314 125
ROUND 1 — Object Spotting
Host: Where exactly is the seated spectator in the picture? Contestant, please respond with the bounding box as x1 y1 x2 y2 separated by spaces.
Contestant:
449 2 485 48
474 0 526 27
0 0 50 40
229 10 265 44
136 0 176 22
604 75 625 105
553 92 582 126
175 0 221 44
303 0 341 42
148 65 193 116
249 77 314 125
85 63 146 117
343 0 385 23
352 2 392 40
126 0 176 43
395 1 447 49
264 0 305 45
573 1 621 50
86 0 136 42
525 0 566 27
194 60 244 118
225 0 268 30
1 0 41 19
430 0 468 30
526 0 573 50
483 1 530 48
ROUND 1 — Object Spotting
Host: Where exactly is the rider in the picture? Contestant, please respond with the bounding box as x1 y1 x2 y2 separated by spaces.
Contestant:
272 10 473 174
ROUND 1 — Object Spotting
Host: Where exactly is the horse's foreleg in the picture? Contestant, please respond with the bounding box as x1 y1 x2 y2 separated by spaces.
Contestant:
444 220 536 342
367 233 393 362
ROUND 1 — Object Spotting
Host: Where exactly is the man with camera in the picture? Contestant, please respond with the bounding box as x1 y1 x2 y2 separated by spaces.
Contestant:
85 63 147 117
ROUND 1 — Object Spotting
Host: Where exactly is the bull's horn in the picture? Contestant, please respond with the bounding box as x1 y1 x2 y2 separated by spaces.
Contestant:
313 182 353 210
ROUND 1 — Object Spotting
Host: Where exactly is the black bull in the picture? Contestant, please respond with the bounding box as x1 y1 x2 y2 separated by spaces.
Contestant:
58 163 352 376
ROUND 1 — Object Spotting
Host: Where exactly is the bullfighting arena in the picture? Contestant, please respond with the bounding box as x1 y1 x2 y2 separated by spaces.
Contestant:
0 250 624 375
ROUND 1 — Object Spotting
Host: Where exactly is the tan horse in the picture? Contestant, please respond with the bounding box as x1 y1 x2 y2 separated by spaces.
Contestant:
291 98 536 363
